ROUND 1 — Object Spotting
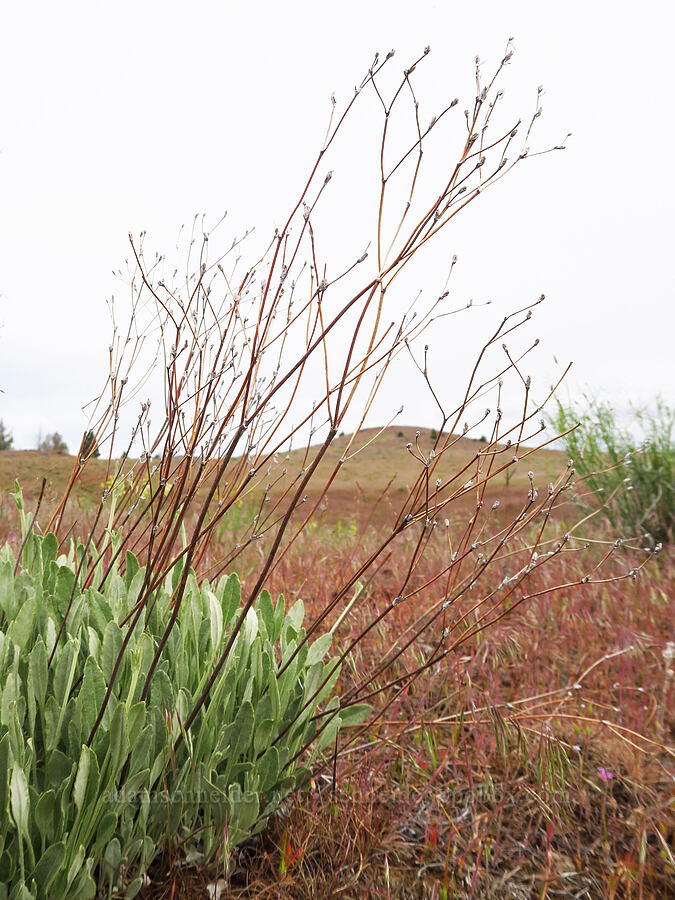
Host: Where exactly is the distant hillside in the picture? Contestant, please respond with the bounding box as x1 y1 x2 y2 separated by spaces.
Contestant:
0 426 567 528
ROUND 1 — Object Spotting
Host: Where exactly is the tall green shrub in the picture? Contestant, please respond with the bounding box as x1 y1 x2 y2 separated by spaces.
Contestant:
552 396 674 543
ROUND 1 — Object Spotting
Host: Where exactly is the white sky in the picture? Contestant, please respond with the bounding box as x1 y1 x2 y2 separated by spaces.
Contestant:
1 0 673 451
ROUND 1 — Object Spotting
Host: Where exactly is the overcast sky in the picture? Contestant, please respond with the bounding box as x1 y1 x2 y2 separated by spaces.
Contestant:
1 1 673 451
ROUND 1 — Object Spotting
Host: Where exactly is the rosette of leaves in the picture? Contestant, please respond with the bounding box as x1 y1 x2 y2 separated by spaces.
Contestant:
0 488 366 898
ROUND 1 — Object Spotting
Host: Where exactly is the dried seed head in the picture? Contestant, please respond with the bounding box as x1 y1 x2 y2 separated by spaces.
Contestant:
662 641 674 666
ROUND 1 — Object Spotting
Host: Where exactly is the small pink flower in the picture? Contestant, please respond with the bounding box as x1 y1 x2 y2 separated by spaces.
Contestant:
598 766 613 781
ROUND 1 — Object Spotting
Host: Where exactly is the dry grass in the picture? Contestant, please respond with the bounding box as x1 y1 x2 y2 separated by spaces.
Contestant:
0 426 566 540
3 446 672 899
141 522 674 899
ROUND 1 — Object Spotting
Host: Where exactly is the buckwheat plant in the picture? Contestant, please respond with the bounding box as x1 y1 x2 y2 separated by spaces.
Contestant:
0 46 654 897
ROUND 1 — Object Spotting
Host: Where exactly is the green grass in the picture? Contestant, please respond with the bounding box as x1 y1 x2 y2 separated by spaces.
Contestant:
552 397 674 544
